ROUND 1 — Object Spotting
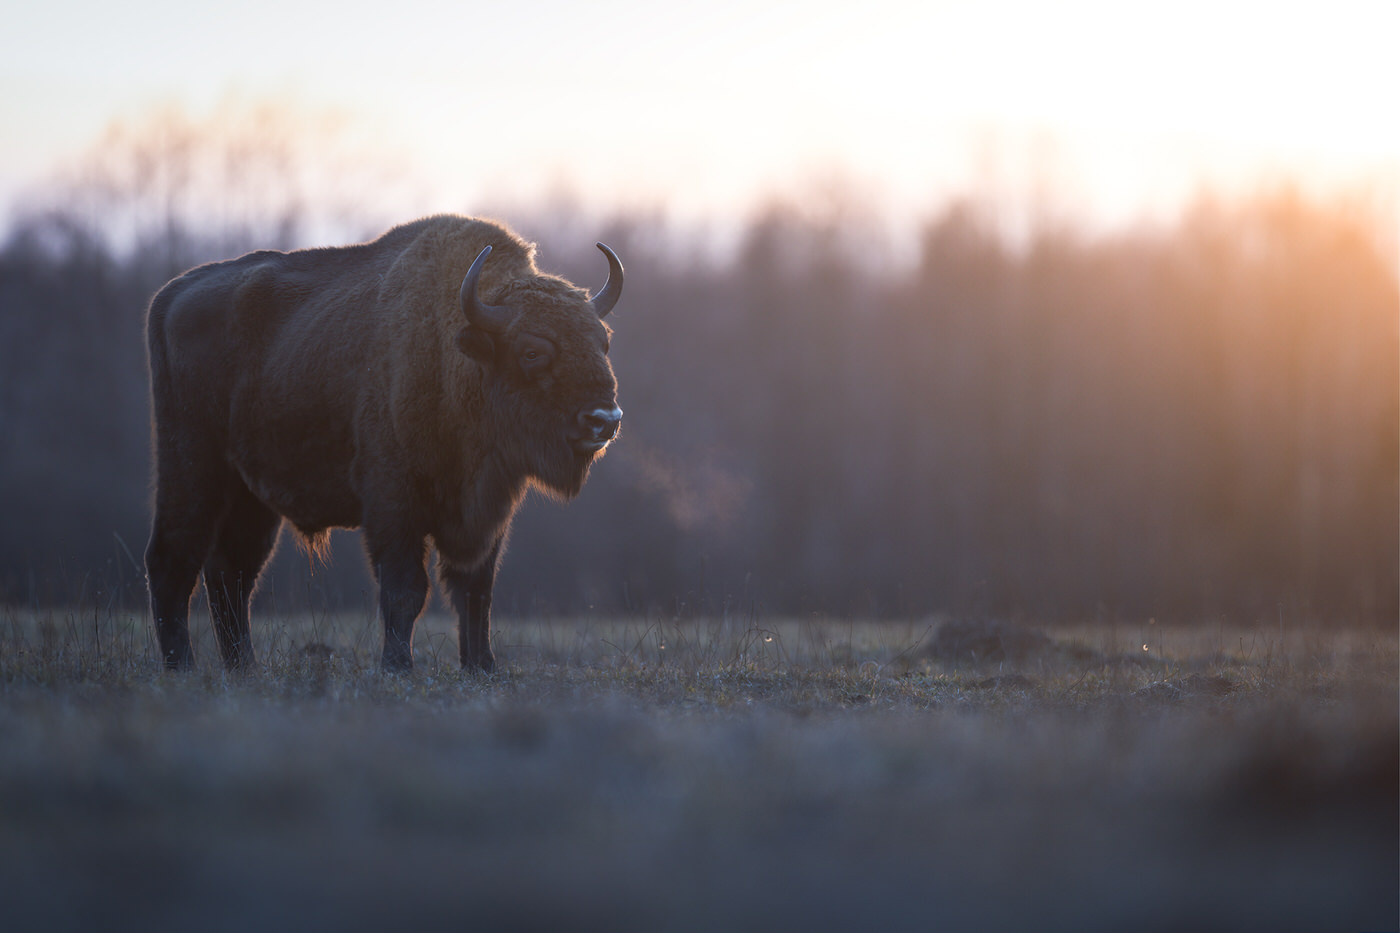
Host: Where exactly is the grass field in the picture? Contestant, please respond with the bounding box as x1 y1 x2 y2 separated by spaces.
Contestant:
0 607 1395 932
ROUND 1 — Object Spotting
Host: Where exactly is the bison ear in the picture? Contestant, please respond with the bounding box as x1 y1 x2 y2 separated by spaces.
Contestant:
455 326 496 365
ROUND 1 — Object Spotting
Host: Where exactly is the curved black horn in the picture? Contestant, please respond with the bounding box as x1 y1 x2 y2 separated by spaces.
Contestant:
459 245 514 333
590 242 624 319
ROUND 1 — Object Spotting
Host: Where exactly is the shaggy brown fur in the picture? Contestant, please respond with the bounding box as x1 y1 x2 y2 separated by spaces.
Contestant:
144 215 625 672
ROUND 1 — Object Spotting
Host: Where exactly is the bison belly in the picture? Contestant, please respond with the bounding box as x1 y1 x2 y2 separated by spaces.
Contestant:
226 389 365 536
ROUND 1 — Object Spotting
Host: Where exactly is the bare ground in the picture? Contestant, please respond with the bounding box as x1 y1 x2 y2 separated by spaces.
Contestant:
0 610 1395 932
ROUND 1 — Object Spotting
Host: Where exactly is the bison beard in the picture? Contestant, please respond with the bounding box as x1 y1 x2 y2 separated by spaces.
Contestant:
143 215 625 672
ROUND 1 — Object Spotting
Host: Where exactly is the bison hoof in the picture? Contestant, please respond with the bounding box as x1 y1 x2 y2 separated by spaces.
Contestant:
462 651 496 674
220 649 258 672
380 652 414 674
162 649 195 671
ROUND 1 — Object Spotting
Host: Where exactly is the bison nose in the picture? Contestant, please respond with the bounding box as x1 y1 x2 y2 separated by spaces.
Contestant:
579 406 623 442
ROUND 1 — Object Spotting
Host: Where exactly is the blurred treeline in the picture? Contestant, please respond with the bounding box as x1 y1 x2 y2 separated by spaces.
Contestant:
1 105 1395 623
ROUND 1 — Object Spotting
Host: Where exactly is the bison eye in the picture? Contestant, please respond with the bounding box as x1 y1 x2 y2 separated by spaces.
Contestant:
517 338 554 377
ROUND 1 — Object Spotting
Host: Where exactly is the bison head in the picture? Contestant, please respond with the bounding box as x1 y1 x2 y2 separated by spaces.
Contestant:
455 242 624 498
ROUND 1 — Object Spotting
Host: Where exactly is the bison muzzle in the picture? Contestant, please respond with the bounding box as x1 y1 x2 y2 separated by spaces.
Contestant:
143 215 626 672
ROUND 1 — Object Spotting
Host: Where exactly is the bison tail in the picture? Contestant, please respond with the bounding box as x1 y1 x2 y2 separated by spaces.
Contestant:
145 285 177 390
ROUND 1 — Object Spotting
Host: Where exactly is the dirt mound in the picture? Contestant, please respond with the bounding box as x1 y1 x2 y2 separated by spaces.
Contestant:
1131 673 1238 703
924 618 1057 665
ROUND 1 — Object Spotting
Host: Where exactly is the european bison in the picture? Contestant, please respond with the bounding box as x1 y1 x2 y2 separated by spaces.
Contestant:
144 215 625 672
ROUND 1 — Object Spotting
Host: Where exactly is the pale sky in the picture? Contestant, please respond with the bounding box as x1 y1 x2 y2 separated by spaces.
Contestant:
3 0 1397 233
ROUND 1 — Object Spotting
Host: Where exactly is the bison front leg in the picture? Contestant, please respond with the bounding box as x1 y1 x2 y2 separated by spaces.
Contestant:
367 533 429 672
441 538 502 673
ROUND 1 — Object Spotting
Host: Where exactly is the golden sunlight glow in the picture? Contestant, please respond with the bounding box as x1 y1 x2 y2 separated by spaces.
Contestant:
396 0 1399 228
2 0 1395 228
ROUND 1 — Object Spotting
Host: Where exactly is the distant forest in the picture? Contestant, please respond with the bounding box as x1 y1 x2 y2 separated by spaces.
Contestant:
1 111 1395 623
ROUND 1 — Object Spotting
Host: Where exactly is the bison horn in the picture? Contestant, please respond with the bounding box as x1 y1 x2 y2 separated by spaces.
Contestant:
459 245 514 333
590 242 624 319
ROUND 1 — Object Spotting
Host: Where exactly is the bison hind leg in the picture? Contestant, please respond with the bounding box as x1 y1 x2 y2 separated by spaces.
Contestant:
146 530 201 670
147 487 223 671
204 485 282 671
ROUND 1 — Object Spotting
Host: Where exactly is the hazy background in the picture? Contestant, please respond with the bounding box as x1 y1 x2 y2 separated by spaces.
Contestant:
1 0 1396 623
